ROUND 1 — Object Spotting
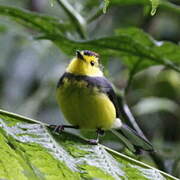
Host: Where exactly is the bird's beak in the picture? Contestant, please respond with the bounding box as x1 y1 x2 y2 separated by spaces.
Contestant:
76 50 84 61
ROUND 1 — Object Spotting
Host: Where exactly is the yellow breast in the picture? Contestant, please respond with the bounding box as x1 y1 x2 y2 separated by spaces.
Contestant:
56 79 116 130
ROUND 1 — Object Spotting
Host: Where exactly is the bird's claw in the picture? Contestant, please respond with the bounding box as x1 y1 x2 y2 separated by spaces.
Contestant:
86 139 99 145
97 129 105 136
49 125 64 133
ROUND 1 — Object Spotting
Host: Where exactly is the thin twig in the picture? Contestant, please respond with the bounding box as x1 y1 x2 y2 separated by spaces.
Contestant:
56 0 87 39
87 2 104 23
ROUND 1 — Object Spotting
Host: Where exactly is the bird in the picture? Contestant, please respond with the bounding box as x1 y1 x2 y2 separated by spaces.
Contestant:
52 50 153 154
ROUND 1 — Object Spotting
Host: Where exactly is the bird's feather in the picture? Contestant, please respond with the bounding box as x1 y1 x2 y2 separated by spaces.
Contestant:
112 124 153 153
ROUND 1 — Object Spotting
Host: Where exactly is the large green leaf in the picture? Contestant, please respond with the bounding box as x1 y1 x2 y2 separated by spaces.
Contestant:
114 28 180 72
0 109 178 180
0 6 179 74
52 28 180 73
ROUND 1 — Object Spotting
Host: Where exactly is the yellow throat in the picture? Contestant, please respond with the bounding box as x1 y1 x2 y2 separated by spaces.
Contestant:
66 50 103 77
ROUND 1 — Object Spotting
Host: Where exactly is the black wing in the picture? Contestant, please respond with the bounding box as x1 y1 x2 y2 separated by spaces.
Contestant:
85 76 121 118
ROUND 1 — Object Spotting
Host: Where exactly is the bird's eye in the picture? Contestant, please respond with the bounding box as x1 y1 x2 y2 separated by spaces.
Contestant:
90 61 95 66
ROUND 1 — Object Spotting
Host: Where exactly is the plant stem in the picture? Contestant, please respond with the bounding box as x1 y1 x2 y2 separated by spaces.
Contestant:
56 0 87 39
87 2 104 23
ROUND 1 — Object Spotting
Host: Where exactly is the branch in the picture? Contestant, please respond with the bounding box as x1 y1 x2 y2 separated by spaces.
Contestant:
56 0 87 39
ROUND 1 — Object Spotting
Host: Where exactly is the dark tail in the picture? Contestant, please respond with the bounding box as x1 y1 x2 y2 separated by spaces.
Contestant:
111 124 154 154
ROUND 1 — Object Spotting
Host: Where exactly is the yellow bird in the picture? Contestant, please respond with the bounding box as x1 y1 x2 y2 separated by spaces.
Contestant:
53 50 153 153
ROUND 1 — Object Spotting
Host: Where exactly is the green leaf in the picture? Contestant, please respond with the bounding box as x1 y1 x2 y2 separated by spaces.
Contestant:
0 5 71 35
0 109 178 180
0 6 179 74
115 28 180 73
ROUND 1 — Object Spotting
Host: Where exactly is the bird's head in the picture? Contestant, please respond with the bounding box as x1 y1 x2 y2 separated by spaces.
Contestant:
66 50 103 77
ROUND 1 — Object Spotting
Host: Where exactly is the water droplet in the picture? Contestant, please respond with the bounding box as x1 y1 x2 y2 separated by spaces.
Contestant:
151 8 156 16
50 0 54 7
150 0 159 16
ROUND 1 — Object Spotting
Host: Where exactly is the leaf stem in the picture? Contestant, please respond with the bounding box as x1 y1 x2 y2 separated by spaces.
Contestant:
87 2 104 23
56 0 87 39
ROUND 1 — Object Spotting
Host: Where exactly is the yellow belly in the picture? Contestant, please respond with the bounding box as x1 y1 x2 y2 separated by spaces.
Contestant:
56 81 116 130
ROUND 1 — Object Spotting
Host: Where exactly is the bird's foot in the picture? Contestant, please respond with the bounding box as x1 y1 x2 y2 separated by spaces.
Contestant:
97 128 105 136
49 125 65 133
86 128 104 145
49 125 79 134
86 139 99 145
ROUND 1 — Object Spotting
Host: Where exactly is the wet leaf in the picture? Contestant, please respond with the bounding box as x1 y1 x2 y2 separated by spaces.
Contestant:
0 109 178 180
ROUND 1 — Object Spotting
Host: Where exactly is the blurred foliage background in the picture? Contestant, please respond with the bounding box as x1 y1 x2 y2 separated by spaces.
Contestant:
0 0 180 178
